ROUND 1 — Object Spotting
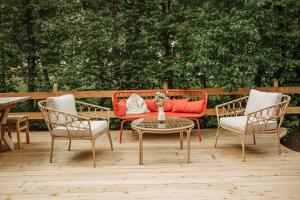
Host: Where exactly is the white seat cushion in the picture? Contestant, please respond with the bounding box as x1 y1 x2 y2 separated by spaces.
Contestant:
46 94 78 124
52 120 108 137
245 89 282 117
220 116 277 132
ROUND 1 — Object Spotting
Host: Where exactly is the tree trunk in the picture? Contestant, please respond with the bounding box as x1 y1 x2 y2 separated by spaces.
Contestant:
109 0 119 89
0 72 7 92
42 64 51 90
254 66 264 87
200 74 207 88
161 0 173 88
23 0 37 111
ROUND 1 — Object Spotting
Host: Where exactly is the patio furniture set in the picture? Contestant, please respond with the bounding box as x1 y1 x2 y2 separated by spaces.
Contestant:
0 89 290 167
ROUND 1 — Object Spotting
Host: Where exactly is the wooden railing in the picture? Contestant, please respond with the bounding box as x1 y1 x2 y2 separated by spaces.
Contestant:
0 83 299 120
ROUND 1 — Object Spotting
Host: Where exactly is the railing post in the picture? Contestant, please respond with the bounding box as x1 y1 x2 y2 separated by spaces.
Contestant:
272 79 279 92
163 81 168 90
272 79 279 87
52 83 58 95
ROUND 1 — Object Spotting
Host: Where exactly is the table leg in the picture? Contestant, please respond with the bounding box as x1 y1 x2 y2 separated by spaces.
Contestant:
187 130 191 163
139 131 143 165
0 125 4 150
180 131 183 150
0 107 15 151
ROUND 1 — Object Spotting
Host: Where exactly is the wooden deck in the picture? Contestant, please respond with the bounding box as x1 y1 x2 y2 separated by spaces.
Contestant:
0 129 300 200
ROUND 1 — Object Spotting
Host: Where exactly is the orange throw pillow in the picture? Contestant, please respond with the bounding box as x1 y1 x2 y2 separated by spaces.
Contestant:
172 99 205 114
171 99 189 113
185 100 204 114
145 99 157 112
115 99 126 116
163 100 174 112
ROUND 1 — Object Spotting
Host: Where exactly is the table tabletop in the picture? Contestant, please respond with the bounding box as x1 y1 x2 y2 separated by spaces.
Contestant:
132 117 194 132
0 97 31 108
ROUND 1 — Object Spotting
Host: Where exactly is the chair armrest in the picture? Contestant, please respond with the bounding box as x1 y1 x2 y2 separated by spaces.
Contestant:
40 107 90 127
215 96 248 122
76 101 110 121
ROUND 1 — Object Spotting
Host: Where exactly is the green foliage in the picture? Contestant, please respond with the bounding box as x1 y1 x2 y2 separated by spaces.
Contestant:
0 0 299 128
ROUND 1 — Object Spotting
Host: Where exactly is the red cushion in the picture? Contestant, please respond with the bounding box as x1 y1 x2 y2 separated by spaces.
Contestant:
145 99 157 112
163 100 173 112
172 99 205 114
122 112 157 120
115 99 126 117
165 112 201 118
122 112 202 120
185 100 204 114
172 99 188 113
164 99 188 112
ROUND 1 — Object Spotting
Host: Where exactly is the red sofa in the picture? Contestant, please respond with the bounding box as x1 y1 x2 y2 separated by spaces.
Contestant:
112 90 208 143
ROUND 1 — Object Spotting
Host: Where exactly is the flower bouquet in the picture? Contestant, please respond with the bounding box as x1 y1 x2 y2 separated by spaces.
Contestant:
154 92 168 123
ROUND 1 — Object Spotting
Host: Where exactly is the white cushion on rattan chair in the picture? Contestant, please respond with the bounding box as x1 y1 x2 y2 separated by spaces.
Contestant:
46 94 77 124
52 120 108 137
220 116 277 132
245 89 282 117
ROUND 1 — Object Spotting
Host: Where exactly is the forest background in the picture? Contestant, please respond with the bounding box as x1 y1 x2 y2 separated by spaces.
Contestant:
0 0 299 130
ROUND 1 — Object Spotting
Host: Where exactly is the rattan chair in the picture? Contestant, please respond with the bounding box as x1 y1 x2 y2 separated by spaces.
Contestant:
214 89 290 161
38 94 113 167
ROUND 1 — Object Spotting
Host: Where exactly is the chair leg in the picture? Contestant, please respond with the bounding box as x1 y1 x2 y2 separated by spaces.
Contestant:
119 120 126 143
252 134 256 145
214 126 222 148
276 130 281 155
68 140 71 151
16 122 21 149
107 130 114 151
240 134 246 162
0 127 4 150
7 128 12 139
50 137 54 163
92 139 96 168
196 119 201 142
25 119 30 144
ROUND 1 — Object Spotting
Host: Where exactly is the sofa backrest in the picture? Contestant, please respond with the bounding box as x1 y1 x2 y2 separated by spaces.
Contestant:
112 90 208 118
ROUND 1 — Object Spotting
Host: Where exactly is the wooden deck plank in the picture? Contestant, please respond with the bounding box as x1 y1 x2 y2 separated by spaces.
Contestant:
0 129 300 200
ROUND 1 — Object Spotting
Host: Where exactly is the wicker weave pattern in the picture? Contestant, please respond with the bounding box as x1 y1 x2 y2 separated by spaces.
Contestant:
132 117 194 130
131 117 194 165
38 99 113 167
39 100 110 139
215 94 291 161
216 96 248 119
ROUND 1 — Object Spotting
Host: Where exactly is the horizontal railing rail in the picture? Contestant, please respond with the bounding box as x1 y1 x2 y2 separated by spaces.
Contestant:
0 83 299 120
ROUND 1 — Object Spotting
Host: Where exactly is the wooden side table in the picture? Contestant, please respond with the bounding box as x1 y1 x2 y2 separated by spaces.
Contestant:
131 117 194 165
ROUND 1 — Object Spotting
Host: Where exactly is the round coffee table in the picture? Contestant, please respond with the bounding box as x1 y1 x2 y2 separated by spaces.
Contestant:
131 117 194 165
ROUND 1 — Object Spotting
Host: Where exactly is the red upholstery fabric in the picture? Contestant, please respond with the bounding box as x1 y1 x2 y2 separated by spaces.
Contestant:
145 99 157 112
164 99 188 112
163 100 173 112
172 100 186 113
165 112 201 118
113 90 208 119
185 100 205 114
121 112 201 120
113 90 208 143
172 99 205 114
120 112 157 120
115 99 126 117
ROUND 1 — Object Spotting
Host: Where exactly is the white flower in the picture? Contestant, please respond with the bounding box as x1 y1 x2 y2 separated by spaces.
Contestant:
154 92 168 107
